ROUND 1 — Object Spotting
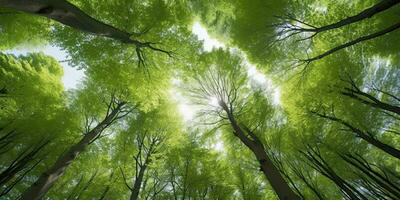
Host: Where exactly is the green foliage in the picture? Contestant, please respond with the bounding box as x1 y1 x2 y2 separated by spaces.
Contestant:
0 0 399 199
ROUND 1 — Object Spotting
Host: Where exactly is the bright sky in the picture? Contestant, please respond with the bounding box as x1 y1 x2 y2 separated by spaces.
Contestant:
6 46 84 90
172 22 282 123
6 22 279 153
191 22 225 51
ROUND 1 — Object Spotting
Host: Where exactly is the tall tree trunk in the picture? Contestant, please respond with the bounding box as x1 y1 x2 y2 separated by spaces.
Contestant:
303 21 400 63
0 0 140 45
220 102 300 200
21 102 125 200
301 147 365 200
0 140 49 187
313 112 400 159
340 154 400 198
0 158 43 197
75 170 97 199
130 164 147 200
306 0 399 33
342 85 400 116
0 0 171 65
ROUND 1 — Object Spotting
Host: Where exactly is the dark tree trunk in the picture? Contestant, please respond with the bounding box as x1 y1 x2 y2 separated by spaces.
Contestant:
0 140 49 187
66 175 84 200
21 102 125 200
219 102 300 200
303 21 400 63
313 112 400 159
75 171 97 199
0 0 139 44
130 164 147 200
98 171 114 200
0 158 43 197
306 0 399 33
0 0 172 65
341 84 400 116
340 154 400 198
301 147 366 200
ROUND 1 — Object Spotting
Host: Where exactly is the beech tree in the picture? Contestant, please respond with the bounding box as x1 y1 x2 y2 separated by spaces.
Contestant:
0 0 399 199
184 50 300 200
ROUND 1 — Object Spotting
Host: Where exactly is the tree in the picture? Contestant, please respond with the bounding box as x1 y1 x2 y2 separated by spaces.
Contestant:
0 1 399 199
0 0 173 65
21 94 133 200
185 50 300 200
273 0 400 63
120 131 164 200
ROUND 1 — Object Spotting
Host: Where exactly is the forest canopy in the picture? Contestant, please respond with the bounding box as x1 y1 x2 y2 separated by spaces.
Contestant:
0 0 399 199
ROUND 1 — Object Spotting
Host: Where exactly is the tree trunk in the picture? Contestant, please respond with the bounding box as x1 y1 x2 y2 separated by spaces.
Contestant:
302 148 364 200
309 0 399 33
358 131 400 159
342 89 400 116
0 140 48 187
313 113 400 159
130 164 147 200
220 102 300 200
0 0 172 64
341 154 400 198
0 0 139 45
98 171 114 200
304 21 400 63
21 103 124 200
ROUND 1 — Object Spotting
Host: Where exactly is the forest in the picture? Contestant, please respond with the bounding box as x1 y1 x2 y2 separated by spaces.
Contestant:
0 0 399 199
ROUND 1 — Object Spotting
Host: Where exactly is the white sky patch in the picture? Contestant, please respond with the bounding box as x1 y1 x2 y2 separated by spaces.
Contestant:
244 61 281 106
208 96 220 107
192 22 225 52
212 130 225 152
5 45 84 90
169 79 197 122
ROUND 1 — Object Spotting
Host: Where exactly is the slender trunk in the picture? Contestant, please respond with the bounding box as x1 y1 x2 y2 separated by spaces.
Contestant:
301 149 363 200
314 113 400 159
342 89 400 116
0 0 172 64
304 21 400 63
307 0 399 33
0 158 43 197
358 132 400 159
21 103 124 200
341 154 400 197
130 164 147 200
98 186 110 200
220 102 300 200
0 0 139 45
0 140 48 186
0 131 16 155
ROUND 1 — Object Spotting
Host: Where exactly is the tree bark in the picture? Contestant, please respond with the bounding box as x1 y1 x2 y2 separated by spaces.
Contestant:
130 164 147 200
220 102 300 200
0 0 172 65
303 21 400 63
342 87 400 116
21 102 125 200
305 0 399 33
301 148 364 200
0 0 140 45
340 154 400 198
314 113 400 159
0 140 48 187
